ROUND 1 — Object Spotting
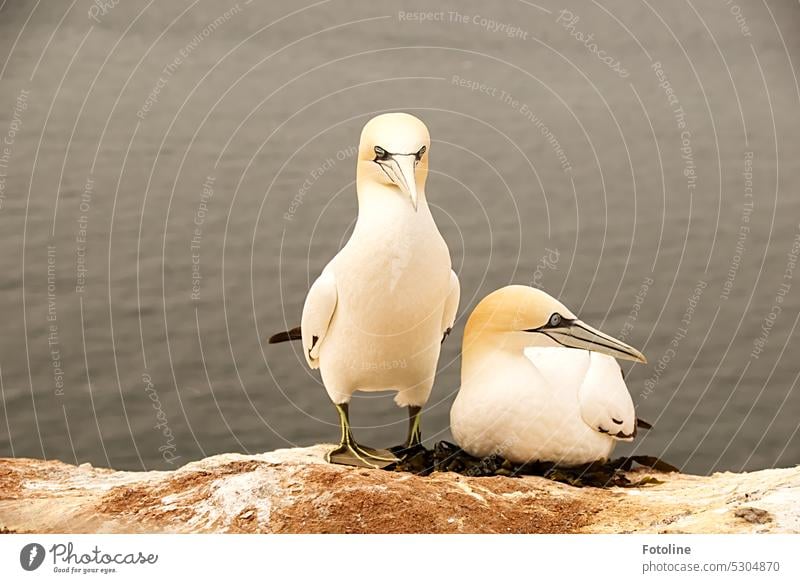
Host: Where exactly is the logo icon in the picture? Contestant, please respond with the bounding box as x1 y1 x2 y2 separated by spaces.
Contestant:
19 543 46 571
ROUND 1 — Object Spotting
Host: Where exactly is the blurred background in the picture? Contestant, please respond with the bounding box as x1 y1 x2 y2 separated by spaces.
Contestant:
0 0 798 474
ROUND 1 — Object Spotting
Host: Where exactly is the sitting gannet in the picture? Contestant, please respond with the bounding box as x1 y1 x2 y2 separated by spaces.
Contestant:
270 113 459 469
450 285 647 466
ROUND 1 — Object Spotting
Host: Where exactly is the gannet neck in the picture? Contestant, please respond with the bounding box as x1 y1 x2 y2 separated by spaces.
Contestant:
355 180 429 218
461 328 546 384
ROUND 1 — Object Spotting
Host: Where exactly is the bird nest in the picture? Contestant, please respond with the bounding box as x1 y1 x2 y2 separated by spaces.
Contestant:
389 441 679 488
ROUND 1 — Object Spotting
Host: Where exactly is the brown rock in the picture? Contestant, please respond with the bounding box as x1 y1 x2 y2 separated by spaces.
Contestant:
0 446 798 534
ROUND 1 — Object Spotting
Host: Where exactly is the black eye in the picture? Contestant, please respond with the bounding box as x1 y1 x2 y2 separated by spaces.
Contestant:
374 146 390 161
415 146 426 161
549 313 562 327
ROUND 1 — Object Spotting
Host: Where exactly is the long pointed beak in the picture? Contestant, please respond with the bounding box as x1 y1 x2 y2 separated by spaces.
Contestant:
540 320 647 363
386 154 419 211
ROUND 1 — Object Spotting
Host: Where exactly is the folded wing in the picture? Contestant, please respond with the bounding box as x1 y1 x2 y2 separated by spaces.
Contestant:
578 352 637 440
441 269 460 342
300 265 338 369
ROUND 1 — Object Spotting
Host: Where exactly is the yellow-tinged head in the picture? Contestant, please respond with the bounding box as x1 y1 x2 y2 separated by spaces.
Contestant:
356 113 430 211
464 285 647 363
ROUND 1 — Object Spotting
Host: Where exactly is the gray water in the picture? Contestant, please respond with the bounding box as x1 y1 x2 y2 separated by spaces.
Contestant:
0 0 799 474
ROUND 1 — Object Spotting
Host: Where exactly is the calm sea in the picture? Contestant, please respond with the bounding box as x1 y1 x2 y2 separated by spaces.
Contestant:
0 0 798 473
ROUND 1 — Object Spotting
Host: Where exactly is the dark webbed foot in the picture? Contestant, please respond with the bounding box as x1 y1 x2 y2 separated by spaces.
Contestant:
328 442 399 469
326 402 400 469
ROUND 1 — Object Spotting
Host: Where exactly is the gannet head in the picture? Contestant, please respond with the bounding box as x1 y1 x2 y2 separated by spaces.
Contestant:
357 112 430 211
465 285 647 363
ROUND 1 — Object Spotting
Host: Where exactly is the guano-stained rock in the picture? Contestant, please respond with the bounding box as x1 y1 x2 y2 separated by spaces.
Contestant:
1 446 798 534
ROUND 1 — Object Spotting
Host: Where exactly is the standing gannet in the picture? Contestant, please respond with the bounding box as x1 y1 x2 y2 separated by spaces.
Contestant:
270 113 459 468
450 285 647 466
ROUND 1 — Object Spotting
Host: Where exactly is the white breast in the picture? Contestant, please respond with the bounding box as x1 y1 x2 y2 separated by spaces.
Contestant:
452 347 633 466
315 200 452 404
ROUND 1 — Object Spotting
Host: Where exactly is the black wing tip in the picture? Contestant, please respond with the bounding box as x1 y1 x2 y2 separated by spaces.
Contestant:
637 418 653 430
268 326 302 344
441 327 452 344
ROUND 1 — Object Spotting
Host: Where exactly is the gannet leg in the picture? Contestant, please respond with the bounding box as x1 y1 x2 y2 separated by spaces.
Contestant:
389 406 424 460
405 405 422 448
326 403 399 469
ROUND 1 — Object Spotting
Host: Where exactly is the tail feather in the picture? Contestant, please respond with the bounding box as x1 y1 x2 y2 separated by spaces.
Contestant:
269 326 302 344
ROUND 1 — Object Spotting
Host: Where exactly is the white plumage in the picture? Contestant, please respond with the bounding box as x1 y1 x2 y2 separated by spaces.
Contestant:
451 285 645 466
275 112 459 467
302 201 457 407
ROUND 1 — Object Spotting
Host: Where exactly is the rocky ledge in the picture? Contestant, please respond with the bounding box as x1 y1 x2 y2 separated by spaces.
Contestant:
1 446 798 534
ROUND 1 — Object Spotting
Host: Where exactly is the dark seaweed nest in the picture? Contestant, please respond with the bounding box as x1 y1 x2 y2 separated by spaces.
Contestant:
388 441 679 488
